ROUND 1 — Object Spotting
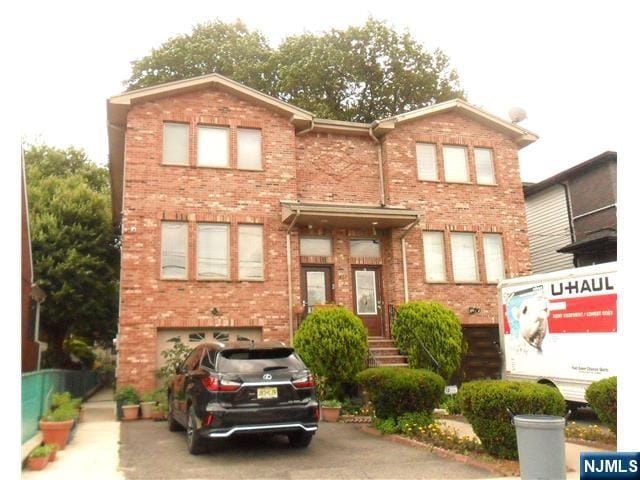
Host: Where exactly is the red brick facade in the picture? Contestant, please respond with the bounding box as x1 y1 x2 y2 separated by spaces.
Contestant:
112 80 532 391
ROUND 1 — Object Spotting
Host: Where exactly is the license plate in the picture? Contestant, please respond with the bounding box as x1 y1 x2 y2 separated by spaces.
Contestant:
257 387 278 399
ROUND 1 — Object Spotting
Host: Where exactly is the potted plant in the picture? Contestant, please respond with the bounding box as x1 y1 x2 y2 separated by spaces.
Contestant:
115 385 141 421
140 391 157 419
27 445 51 471
320 399 342 422
39 404 77 450
46 443 59 462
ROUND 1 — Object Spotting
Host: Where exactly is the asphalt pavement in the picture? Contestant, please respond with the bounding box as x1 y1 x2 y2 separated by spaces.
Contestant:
119 420 498 480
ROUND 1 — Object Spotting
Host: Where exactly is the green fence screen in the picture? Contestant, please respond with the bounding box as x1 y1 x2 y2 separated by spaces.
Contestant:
21 369 99 444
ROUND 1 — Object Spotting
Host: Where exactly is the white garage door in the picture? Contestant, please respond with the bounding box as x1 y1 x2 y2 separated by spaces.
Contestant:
156 327 262 372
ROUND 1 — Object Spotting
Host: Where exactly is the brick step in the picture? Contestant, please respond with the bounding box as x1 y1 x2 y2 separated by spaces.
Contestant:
368 340 396 348
369 348 402 357
376 355 408 364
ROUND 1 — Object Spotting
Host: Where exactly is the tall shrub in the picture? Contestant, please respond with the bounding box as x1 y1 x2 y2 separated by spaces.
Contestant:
458 380 565 459
293 307 368 399
585 376 617 433
391 301 464 380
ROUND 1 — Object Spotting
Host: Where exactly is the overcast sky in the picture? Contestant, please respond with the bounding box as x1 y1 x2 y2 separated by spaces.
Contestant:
14 1 635 182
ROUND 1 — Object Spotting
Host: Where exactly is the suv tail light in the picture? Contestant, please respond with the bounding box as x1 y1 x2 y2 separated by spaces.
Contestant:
292 374 315 389
202 376 241 392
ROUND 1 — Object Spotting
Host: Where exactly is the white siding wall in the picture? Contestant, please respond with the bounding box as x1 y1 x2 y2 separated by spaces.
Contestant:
525 184 575 273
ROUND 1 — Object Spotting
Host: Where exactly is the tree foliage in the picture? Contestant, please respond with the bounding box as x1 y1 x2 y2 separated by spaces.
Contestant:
125 18 464 122
25 144 119 368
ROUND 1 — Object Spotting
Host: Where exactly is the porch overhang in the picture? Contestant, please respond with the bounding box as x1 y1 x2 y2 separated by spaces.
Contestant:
281 201 421 230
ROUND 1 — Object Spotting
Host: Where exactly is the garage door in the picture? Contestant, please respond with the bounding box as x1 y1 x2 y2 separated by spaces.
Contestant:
156 328 262 372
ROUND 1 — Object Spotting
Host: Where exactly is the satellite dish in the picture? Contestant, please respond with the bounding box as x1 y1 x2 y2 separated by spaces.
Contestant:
508 107 527 123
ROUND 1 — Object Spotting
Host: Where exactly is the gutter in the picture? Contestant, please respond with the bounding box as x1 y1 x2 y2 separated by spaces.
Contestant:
296 119 315 136
399 218 421 303
286 210 300 344
368 127 386 206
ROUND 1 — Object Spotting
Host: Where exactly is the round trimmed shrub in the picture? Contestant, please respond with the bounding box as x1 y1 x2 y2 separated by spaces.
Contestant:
356 367 445 419
293 306 367 398
585 376 616 433
458 380 565 459
391 301 464 381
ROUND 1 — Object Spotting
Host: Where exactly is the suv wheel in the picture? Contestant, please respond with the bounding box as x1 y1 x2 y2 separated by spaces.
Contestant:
186 406 206 455
167 395 183 432
288 431 313 448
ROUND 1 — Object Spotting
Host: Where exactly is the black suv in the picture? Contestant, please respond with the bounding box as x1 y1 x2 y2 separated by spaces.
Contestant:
167 341 319 454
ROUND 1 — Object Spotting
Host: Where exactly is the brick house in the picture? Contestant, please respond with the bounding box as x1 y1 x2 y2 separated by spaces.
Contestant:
107 74 537 391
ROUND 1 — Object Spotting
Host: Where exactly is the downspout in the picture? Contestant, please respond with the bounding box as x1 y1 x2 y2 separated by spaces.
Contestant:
369 126 386 206
399 218 421 303
296 119 315 136
286 211 300 344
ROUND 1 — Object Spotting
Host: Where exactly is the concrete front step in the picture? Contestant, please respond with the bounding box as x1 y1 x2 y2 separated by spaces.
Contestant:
368 337 409 367
376 356 408 364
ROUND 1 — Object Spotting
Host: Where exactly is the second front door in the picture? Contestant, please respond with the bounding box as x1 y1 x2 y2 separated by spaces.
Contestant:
352 266 383 337
301 266 333 316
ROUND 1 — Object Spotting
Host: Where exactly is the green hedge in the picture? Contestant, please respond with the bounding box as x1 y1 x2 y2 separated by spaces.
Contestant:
585 377 617 433
458 380 565 459
391 301 464 380
293 307 368 398
356 367 444 419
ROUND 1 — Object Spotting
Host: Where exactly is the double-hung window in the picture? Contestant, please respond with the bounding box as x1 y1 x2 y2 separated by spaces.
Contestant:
163 123 189 165
197 126 229 167
238 225 264 280
475 148 496 185
443 146 469 183
483 233 505 283
197 224 230 279
416 143 438 181
237 128 262 170
422 231 446 282
451 232 479 282
161 222 188 279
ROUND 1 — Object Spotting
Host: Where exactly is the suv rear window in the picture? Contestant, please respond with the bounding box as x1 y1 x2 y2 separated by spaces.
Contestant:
217 348 305 373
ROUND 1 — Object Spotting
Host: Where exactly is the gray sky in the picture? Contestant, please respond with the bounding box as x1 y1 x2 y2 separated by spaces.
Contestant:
16 1 634 182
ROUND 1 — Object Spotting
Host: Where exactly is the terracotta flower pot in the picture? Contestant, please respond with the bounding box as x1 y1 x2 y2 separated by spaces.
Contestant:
28 456 49 471
140 402 156 419
48 449 57 462
322 407 341 422
121 404 140 420
39 419 74 450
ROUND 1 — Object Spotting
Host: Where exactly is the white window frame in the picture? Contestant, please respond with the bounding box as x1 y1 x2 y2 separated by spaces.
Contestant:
443 145 469 183
238 224 264 280
450 232 479 283
161 221 188 279
237 128 263 170
197 223 230 280
483 233 505 283
422 231 447 282
197 125 230 167
163 122 189 166
416 142 438 181
475 148 496 185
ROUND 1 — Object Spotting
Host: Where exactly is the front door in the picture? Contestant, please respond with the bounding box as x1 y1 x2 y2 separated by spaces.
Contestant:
352 266 383 336
301 266 333 316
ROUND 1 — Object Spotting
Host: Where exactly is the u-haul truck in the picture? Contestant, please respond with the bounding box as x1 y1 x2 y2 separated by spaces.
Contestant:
498 262 617 407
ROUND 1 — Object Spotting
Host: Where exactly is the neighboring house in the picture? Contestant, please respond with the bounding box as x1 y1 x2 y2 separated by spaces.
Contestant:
21 152 46 372
107 73 537 391
524 151 617 273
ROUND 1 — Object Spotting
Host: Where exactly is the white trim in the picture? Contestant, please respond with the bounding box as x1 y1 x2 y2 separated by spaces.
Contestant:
572 204 617 221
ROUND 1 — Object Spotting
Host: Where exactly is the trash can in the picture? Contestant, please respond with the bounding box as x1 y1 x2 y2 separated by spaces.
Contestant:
513 414 566 480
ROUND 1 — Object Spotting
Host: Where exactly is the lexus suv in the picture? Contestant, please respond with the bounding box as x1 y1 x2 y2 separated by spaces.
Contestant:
167 341 319 454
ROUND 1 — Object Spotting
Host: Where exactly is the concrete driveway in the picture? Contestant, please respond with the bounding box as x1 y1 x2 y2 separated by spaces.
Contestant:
119 420 497 479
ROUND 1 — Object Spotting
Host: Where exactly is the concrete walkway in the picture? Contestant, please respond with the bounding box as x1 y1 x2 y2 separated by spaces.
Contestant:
22 388 124 480
439 418 613 480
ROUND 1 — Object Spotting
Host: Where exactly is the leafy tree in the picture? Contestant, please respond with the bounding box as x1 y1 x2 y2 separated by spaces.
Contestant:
25 144 119 368
125 18 464 122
